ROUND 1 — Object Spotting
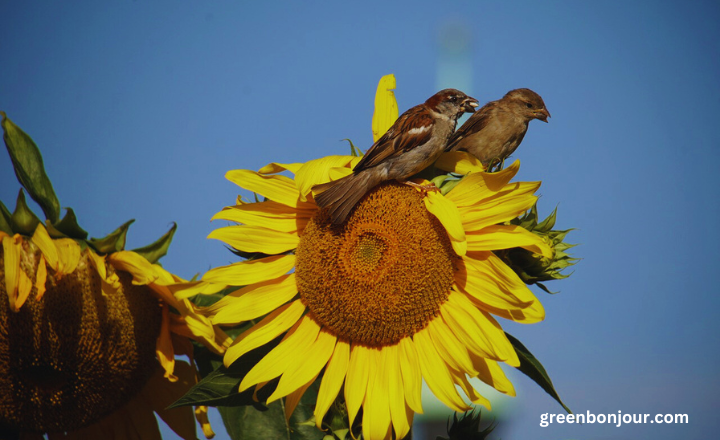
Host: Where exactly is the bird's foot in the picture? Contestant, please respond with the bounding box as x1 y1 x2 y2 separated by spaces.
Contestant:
401 180 441 193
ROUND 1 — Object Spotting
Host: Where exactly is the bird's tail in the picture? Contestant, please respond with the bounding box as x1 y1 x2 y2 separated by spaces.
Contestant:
313 171 379 224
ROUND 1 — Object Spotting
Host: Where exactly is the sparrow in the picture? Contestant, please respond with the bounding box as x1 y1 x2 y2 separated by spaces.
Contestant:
446 88 550 169
313 88 479 224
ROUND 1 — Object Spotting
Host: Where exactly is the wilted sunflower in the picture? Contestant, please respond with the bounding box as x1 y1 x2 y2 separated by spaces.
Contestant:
175 76 552 440
0 113 229 440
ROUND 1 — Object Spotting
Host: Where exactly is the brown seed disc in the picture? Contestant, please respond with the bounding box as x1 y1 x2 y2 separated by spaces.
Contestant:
296 182 458 346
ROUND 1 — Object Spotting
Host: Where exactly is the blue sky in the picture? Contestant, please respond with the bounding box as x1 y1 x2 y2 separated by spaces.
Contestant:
2 1 719 439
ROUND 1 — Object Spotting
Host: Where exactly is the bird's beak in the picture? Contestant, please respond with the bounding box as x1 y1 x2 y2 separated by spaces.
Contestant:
463 97 480 113
535 108 551 123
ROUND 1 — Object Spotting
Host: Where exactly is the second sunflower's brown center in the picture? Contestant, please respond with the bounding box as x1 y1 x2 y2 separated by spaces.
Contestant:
297 182 458 346
0 243 162 433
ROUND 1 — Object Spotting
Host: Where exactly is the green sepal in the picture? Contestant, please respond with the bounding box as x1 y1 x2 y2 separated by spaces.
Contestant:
88 219 135 254
51 208 88 240
505 332 571 414
341 138 361 157
1 112 61 223
131 222 176 264
10 189 41 236
0 201 12 235
436 410 496 440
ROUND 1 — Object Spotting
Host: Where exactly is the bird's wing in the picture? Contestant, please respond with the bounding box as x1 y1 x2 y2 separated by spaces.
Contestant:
354 105 434 172
445 102 495 151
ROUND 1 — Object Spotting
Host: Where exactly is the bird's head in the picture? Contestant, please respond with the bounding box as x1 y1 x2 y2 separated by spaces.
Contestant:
505 88 551 122
426 89 479 119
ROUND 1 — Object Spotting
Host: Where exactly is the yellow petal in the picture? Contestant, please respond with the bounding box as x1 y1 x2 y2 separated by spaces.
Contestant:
208 225 299 254
459 252 545 323
284 374 317 421
446 291 519 367
268 327 335 403
424 191 466 256
35 254 47 300
315 339 350 429
54 238 81 276
108 250 158 285
449 366 492 409
258 162 304 175
239 315 320 391
467 224 552 258
426 317 477 376
345 344 371 430
225 169 312 209
208 274 297 325
87 249 107 280
171 280 228 300
211 200 311 234
15 270 33 311
363 347 392 440
183 304 226 352
372 74 399 142
386 344 411 440
398 337 423 414
156 304 177 381
195 406 215 439
202 254 295 286
2 235 20 309
472 355 516 396
31 224 58 271
296 155 358 200
459 182 540 232
444 160 522 208
434 151 486 174
414 328 471 412
224 299 306 367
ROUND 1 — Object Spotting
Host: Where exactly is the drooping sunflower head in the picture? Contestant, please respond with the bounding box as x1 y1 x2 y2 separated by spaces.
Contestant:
0 112 228 437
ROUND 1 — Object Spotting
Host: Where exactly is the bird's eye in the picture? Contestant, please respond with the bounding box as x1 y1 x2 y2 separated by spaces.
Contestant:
449 96 458 102
526 102 533 108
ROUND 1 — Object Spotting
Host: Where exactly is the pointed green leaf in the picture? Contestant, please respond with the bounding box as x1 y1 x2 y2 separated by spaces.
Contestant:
88 219 134 254
52 208 88 240
505 332 571 413
10 190 41 236
1 112 60 223
131 222 176 264
172 334 281 409
0 201 12 235
341 138 361 157
217 376 323 440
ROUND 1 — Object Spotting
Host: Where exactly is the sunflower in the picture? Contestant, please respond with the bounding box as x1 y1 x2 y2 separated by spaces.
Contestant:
175 76 553 440
0 113 229 440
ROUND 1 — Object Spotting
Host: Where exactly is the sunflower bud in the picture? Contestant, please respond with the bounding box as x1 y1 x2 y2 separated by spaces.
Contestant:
495 205 578 293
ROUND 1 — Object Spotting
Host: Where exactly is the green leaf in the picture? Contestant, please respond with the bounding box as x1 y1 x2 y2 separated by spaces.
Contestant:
170 363 257 408
52 207 88 239
10 189 41 236
218 377 324 440
1 112 61 223
505 332 571 413
0 200 12 235
88 219 134 254
341 138 361 157
172 334 281 409
131 222 176 264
